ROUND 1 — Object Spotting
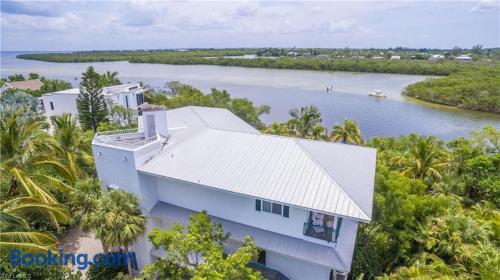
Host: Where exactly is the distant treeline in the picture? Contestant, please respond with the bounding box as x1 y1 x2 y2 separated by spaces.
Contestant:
17 49 498 76
403 67 500 113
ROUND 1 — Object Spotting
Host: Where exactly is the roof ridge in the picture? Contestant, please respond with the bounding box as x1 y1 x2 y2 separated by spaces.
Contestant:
294 140 370 221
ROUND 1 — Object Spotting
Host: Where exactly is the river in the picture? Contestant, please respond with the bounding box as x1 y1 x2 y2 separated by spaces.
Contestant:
1 51 499 140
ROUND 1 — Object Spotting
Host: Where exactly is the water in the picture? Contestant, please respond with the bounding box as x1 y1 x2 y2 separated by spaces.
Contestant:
2 51 499 140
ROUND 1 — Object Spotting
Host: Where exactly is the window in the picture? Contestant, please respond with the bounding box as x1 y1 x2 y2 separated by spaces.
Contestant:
272 203 282 215
136 93 144 106
283 206 289 218
262 201 271 212
256 199 289 218
50 102 54 110
255 199 261 211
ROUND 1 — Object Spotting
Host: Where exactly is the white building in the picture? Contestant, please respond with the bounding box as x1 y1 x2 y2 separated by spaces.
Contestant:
429 54 445 61
92 105 377 280
389 55 401 60
455 54 472 62
41 83 145 118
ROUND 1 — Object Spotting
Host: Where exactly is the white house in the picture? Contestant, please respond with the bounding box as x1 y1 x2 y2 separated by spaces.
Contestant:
389 55 401 60
429 54 445 61
40 83 145 119
455 54 472 62
92 105 377 280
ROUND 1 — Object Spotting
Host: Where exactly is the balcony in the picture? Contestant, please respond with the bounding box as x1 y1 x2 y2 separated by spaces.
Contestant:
303 211 341 243
93 128 160 149
303 222 334 243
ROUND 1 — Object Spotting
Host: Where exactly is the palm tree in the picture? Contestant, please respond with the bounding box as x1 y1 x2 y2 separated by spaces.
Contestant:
0 197 69 253
52 113 94 169
69 179 102 229
101 71 121 86
394 136 449 180
0 112 64 200
288 106 322 138
91 190 146 278
330 119 364 145
311 123 327 140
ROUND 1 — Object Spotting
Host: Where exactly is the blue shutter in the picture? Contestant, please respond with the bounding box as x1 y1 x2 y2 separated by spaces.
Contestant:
283 206 289 218
255 199 261 211
334 218 342 243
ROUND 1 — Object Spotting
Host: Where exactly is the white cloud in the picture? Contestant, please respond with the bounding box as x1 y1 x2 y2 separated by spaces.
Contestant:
470 0 499 12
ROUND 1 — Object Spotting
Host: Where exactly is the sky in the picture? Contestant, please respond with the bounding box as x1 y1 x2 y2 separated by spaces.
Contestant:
1 0 499 51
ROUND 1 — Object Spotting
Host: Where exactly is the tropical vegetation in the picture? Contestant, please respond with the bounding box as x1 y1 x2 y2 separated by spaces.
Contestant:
143 211 263 280
1 71 498 279
403 66 500 113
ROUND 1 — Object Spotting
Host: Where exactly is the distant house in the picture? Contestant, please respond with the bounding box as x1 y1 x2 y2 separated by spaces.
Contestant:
1 79 44 93
455 54 472 62
40 83 145 119
316 54 330 59
429 54 445 61
389 55 401 60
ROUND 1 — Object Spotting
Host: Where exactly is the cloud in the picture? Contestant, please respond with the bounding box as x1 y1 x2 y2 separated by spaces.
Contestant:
1 0 62 17
470 0 499 12
317 19 358 33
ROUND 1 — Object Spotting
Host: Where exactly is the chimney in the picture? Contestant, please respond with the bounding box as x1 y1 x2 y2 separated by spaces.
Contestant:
140 104 168 138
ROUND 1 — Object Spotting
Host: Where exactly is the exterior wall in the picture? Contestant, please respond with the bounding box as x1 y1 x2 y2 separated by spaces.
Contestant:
41 94 78 118
154 176 348 247
266 251 331 280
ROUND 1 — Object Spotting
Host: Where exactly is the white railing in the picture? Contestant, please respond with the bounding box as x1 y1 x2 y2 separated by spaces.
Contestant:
95 128 138 136
94 133 159 149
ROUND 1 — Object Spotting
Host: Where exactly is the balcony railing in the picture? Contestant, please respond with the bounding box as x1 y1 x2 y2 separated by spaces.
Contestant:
95 128 138 136
303 222 334 243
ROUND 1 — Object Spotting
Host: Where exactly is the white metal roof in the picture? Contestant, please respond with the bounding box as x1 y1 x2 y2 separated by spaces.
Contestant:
138 106 376 222
43 83 143 96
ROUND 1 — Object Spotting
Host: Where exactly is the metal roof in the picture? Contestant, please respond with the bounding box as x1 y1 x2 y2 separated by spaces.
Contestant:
138 106 376 222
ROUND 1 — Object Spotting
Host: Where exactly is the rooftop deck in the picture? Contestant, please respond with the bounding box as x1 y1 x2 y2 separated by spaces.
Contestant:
93 128 160 149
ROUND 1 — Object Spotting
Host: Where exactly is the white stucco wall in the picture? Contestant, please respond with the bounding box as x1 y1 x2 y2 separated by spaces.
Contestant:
154 176 351 248
41 94 78 118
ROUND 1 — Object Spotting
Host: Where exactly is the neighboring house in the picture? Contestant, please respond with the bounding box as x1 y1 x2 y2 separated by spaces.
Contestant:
389 55 401 60
455 54 472 61
41 83 145 118
429 54 445 61
0 79 44 93
92 105 377 280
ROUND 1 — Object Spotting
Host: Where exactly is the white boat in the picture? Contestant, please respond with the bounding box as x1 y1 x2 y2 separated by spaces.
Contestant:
369 90 386 98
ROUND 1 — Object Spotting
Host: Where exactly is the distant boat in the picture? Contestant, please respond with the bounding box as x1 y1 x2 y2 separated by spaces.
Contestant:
369 90 386 98
326 85 334 92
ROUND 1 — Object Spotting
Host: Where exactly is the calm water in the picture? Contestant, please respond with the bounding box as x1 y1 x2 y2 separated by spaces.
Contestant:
1 51 499 140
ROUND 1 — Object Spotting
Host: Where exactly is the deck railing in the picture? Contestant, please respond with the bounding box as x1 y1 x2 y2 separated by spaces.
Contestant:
303 222 334 243
95 128 138 136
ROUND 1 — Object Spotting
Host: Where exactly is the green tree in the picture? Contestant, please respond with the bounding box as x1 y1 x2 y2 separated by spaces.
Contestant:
393 136 448 181
288 105 322 138
77 66 108 131
28 73 40 80
8 74 25 81
100 71 121 86
90 190 145 278
144 211 262 280
108 105 137 128
330 119 364 144
0 196 69 253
